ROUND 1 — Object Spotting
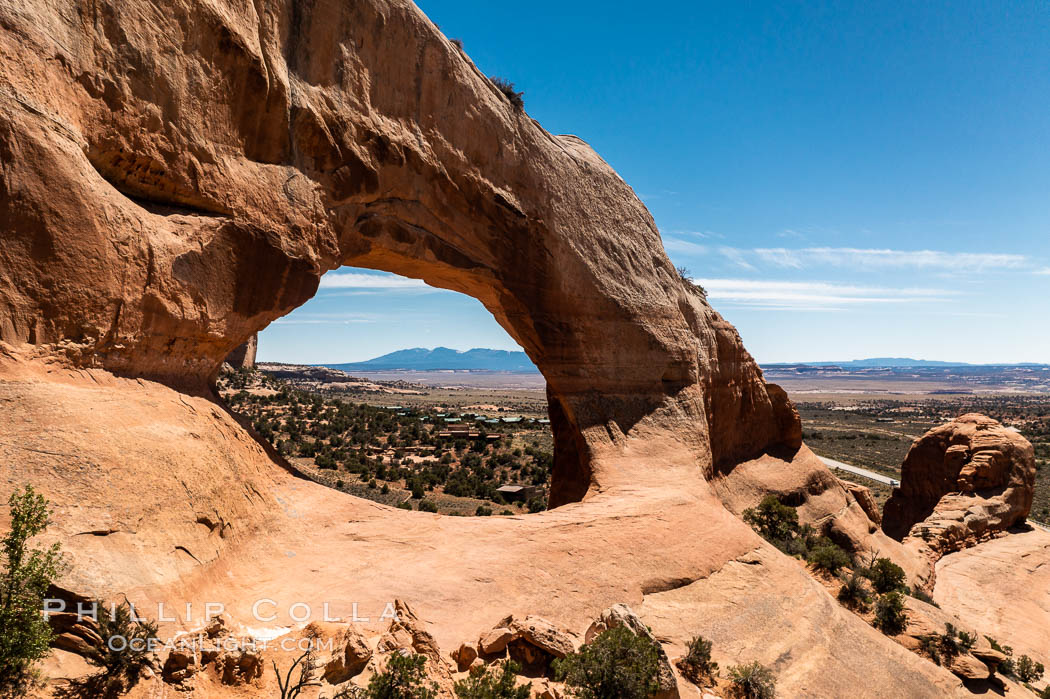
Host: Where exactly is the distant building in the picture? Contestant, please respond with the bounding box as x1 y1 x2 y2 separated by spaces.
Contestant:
496 484 545 502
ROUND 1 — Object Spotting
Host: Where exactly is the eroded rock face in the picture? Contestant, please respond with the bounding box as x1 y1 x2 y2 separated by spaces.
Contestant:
883 414 1036 555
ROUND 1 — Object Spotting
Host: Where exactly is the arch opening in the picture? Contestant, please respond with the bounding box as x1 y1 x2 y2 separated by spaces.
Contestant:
218 267 575 515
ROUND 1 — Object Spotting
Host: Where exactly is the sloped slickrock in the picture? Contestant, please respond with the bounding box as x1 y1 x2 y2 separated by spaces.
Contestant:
934 528 1050 675
883 414 1036 556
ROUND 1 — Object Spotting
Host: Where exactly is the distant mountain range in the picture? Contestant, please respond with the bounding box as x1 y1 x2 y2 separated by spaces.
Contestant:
323 350 1046 374
325 347 539 373
764 358 1048 368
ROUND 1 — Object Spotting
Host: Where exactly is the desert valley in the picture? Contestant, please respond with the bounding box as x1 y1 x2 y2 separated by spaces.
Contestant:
1 1 1048 698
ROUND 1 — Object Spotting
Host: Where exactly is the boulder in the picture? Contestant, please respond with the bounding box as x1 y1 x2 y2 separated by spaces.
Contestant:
217 648 264 686
451 643 478 672
948 653 992 682
504 616 576 659
478 628 515 655
843 480 882 527
161 649 198 684
321 626 373 684
883 414 1036 558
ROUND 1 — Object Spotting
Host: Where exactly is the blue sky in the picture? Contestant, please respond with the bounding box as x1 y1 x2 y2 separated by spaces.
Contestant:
260 0 1049 365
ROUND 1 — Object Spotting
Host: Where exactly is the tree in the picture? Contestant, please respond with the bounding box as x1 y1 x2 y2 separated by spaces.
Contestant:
453 660 530 699
937 623 976 664
837 571 872 611
273 650 314 699
676 635 718 685
0 485 65 694
808 542 851 575
726 662 776 699
742 496 798 544
366 652 437 699
873 591 908 636
864 558 906 594
553 626 661 699
1015 655 1045 684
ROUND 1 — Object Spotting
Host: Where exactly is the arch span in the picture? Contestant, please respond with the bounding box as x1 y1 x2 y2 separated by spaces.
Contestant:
0 0 799 505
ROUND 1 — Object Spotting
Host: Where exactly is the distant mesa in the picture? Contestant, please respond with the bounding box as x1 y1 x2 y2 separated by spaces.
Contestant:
324 347 540 373
763 357 1049 369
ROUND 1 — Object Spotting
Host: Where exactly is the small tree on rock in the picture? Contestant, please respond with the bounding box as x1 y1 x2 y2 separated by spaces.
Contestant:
873 591 908 636
553 626 661 699
453 660 530 699
676 635 718 685
726 661 776 699
0 485 65 694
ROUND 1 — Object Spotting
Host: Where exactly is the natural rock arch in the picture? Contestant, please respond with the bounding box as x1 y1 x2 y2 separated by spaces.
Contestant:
0 0 799 507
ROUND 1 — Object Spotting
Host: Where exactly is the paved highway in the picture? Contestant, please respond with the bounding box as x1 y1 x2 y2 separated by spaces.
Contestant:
818 456 900 487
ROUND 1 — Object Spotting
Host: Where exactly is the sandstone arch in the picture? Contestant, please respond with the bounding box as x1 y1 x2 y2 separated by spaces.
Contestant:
0 0 799 507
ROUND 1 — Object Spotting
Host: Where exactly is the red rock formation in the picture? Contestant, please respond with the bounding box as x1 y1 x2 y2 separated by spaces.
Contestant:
883 414 1036 554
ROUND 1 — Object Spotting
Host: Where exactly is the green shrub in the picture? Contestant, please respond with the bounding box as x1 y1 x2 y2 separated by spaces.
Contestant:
676 635 718 685
935 623 974 663
864 558 906 594
917 635 941 665
553 626 661 699
0 485 66 694
726 661 776 699
367 653 438 699
742 496 799 544
808 542 851 575
418 501 438 513
873 591 908 636
453 660 529 699
1014 654 1045 683
490 77 524 110
57 601 159 699
397 501 413 511
527 497 546 514
475 506 493 517
837 571 872 611
986 636 1012 657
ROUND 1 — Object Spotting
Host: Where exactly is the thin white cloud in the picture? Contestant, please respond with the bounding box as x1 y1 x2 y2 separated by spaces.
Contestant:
663 238 709 256
272 311 379 325
318 272 435 291
673 230 725 240
696 278 958 312
717 246 756 271
752 247 1029 272
1037 267 1050 275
